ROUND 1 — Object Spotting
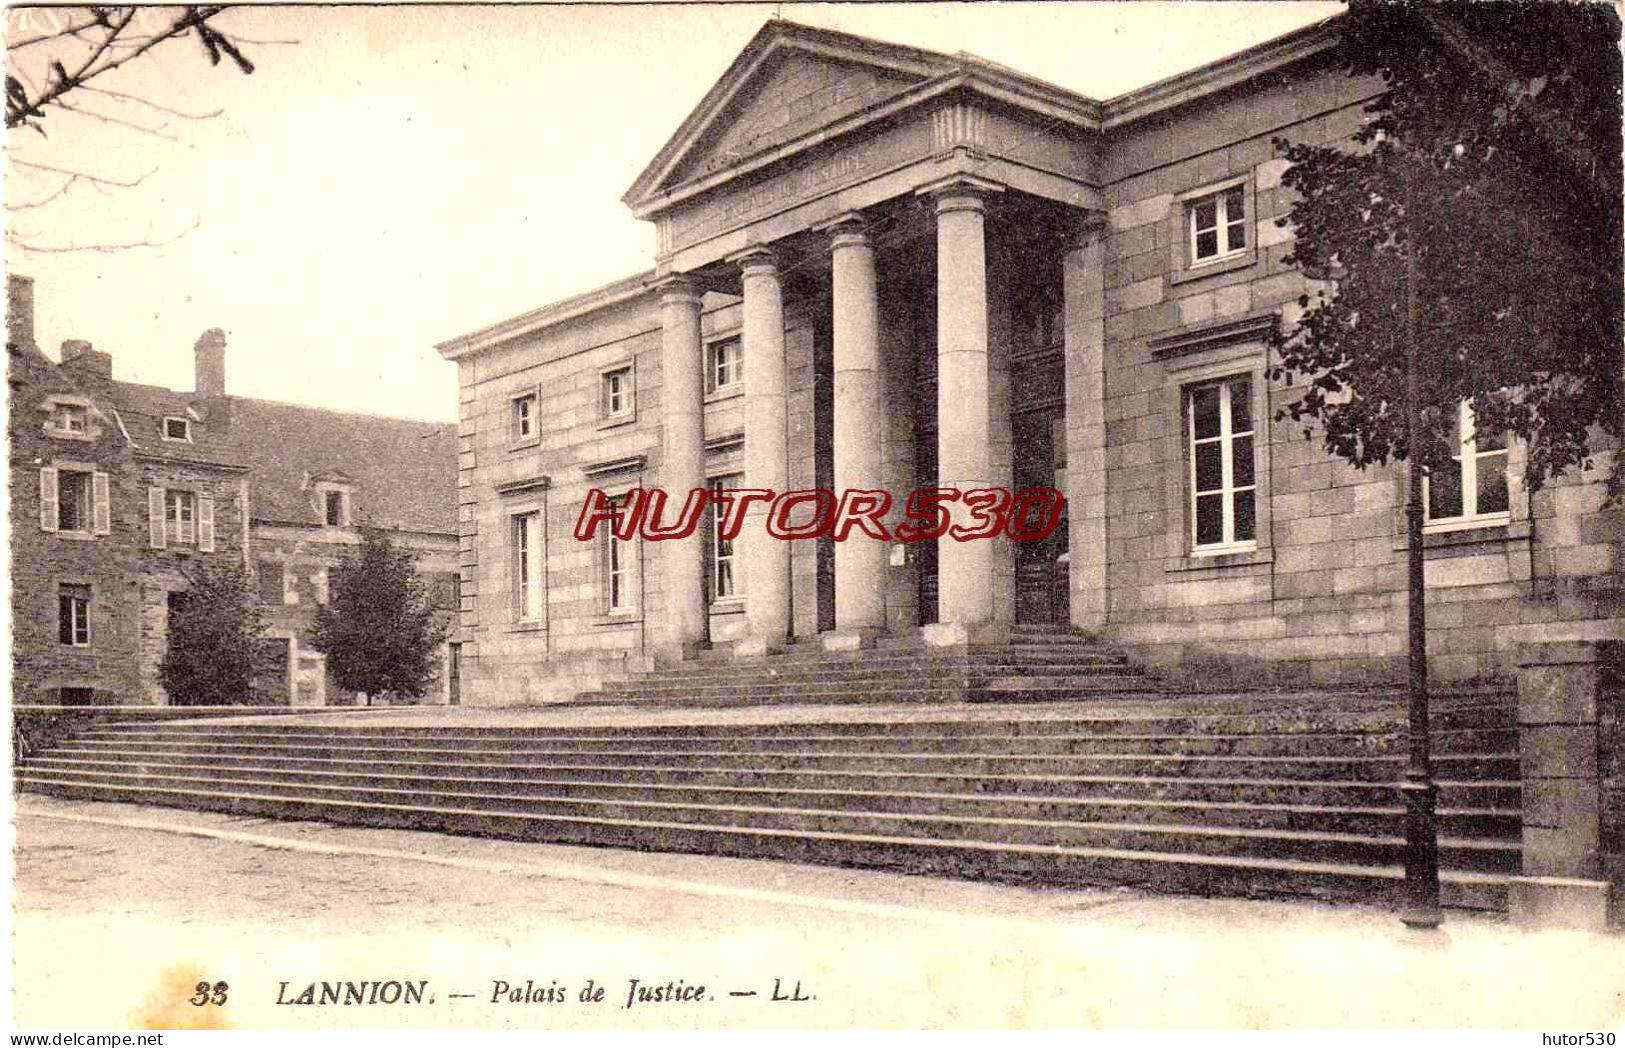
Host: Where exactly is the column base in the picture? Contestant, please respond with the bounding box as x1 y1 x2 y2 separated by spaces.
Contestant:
1507 875 1612 931
735 633 789 658
821 627 882 653
653 640 710 668
921 620 1012 649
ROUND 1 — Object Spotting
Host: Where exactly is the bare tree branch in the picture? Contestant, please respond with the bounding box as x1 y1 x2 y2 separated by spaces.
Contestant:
7 214 203 254
53 99 180 141
8 18 105 51
80 84 223 120
11 156 157 189
5 176 82 211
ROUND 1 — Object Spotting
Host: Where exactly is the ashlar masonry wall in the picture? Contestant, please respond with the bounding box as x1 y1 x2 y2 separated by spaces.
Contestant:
1094 56 1624 687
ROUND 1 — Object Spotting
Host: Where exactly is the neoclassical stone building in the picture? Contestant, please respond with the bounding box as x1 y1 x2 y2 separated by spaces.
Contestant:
438 19 1622 704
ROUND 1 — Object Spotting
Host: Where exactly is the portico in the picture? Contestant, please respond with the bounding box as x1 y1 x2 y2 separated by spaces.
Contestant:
624 22 1109 660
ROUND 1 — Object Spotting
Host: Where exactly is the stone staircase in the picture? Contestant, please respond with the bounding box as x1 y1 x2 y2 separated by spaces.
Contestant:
577 624 1163 707
15 691 1522 912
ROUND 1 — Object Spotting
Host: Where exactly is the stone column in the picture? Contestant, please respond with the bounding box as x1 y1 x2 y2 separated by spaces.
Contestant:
920 176 1002 646
1063 212 1109 631
658 275 708 659
733 248 792 657
824 214 885 648
1509 641 1621 930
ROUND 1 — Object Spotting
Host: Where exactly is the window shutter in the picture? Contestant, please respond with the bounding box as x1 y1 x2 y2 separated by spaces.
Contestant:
92 472 111 535
148 487 166 549
39 467 58 532
197 495 216 552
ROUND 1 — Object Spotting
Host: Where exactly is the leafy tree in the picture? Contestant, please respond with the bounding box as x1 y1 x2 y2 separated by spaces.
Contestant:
1268 0 1623 928
1269 0 1622 491
160 561 270 706
312 529 451 704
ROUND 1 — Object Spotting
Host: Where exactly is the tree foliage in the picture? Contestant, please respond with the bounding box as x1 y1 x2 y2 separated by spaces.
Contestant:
1268 0 1623 490
160 560 270 706
312 529 451 702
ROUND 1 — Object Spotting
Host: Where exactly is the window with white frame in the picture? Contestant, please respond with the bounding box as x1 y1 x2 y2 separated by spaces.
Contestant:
601 495 635 614
512 392 538 444
1425 400 1510 529
163 417 192 441
707 338 742 393
1188 376 1257 551
512 511 543 622
708 475 739 601
1188 184 1247 265
59 583 90 647
56 404 87 435
165 489 197 545
601 366 634 420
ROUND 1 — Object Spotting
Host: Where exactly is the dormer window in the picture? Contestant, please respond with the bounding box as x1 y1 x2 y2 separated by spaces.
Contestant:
163 417 192 442
325 490 349 527
59 405 87 434
42 397 97 441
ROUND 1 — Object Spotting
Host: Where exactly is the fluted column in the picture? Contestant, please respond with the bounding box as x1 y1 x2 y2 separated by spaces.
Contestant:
922 176 1003 643
732 248 792 656
658 275 708 658
825 213 885 647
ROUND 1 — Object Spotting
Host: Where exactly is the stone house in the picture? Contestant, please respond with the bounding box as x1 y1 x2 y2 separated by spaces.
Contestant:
417 18 1610 706
8 274 461 706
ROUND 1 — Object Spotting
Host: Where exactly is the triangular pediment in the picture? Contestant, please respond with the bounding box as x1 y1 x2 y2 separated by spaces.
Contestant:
624 21 959 211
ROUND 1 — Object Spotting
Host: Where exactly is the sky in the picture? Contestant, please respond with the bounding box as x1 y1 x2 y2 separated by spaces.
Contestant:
4 2 1344 424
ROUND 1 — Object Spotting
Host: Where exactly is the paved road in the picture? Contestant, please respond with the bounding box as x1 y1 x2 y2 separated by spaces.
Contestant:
11 795 1624 1030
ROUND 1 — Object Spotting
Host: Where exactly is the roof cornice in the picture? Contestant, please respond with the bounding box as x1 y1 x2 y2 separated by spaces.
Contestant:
1100 15 1341 129
435 270 656 361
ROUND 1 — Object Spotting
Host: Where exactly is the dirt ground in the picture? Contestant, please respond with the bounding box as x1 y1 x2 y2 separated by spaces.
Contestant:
10 794 1625 1030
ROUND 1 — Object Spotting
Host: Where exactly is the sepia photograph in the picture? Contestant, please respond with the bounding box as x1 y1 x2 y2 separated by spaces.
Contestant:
5 0 1623 1032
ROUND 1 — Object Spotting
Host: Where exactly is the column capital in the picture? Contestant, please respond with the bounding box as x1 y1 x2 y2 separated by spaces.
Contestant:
815 210 872 248
726 245 781 275
915 174 1005 213
654 273 703 305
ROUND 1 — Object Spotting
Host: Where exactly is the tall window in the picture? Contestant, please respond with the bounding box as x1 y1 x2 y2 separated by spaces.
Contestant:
602 496 633 614
1189 184 1247 264
1425 401 1510 528
602 366 634 420
324 490 348 527
59 584 90 647
512 392 537 443
165 489 196 545
707 338 742 393
57 470 92 533
708 476 739 601
1189 377 1256 551
512 511 543 621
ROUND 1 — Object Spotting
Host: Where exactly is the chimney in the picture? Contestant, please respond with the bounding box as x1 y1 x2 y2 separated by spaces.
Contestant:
60 339 112 379
7 274 35 351
194 327 226 397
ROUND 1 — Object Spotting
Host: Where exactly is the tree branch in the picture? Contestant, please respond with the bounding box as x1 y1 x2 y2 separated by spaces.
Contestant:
11 156 157 188
5 175 82 211
7 215 203 254
80 84 223 121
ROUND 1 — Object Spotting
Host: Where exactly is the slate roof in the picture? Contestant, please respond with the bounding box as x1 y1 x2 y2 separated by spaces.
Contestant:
221 397 457 534
102 380 249 469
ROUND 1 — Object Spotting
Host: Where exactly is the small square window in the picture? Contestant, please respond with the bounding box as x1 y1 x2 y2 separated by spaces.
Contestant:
1189 184 1247 265
707 338 742 394
59 583 90 647
57 405 87 434
512 393 538 444
602 367 634 419
163 417 191 441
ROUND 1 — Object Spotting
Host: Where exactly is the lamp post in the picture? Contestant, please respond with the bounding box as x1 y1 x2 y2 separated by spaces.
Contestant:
1399 154 1441 929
